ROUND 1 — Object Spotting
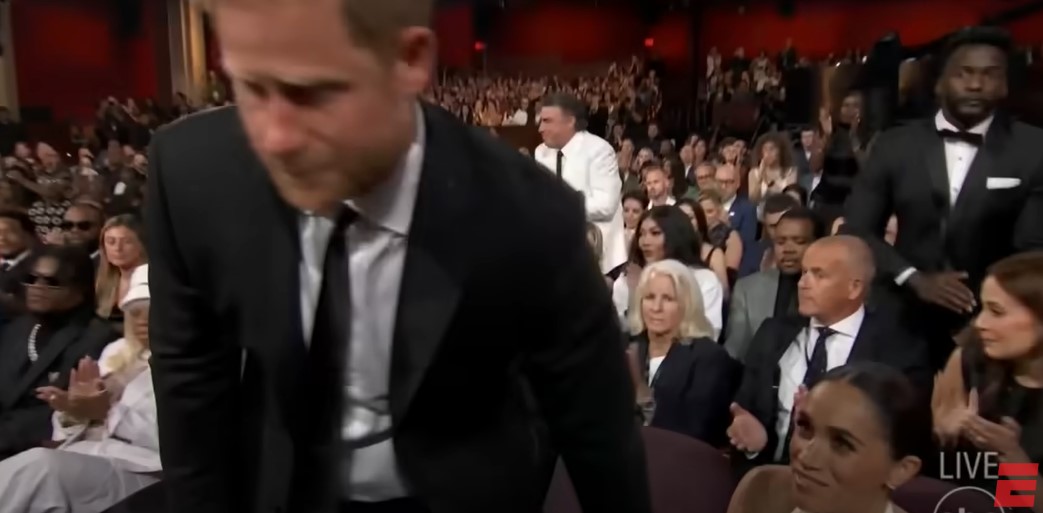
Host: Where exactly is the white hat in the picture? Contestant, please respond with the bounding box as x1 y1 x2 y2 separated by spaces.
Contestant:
120 264 150 309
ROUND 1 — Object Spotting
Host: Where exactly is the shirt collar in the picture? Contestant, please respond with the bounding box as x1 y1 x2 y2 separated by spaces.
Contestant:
559 131 584 158
2 249 29 266
343 103 425 236
935 110 993 137
810 305 865 338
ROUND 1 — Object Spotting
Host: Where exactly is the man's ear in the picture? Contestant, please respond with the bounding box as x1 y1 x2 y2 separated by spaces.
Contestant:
394 27 437 96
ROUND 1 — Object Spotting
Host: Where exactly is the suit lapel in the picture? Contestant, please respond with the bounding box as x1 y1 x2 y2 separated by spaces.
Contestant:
753 270 779 324
847 311 876 362
242 149 305 422
769 316 807 389
389 104 472 423
950 116 1011 231
5 317 86 409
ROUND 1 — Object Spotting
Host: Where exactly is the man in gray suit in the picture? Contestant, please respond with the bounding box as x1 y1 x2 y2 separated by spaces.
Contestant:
725 209 818 362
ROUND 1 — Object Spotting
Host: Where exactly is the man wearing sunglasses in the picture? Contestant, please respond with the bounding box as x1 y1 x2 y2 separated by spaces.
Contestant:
59 203 103 265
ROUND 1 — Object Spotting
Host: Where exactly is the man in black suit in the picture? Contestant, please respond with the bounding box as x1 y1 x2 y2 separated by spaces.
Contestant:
0 210 35 317
726 236 930 475
145 1 649 513
844 27 1043 370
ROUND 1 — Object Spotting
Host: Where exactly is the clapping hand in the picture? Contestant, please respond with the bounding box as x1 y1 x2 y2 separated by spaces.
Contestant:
964 414 1031 464
935 388 978 447
36 357 111 421
727 403 768 453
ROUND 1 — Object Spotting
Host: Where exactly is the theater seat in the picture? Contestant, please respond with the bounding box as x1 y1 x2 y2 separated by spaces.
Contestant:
101 482 166 513
544 426 736 513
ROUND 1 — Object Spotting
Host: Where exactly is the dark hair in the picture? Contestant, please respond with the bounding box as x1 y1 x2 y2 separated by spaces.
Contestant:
541 92 589 131
777 207 823 239
28 245 97 308
622 189 648 207
961 251 1043 418
0 208 34 234
676 197 710 242
940 26 1012 69
782 183 809 206
629 206 704 269
818 362 931 460
752 132 796 171
763 192 801 216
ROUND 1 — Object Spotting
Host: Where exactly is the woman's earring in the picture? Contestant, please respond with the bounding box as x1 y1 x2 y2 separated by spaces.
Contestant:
885 483 896 492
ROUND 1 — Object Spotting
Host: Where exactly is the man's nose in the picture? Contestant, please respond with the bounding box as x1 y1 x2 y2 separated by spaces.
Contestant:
259 100 307 158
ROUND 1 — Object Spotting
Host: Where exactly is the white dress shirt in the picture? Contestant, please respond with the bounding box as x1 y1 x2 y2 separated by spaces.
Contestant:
535 131 627 273
298 106 424 501
895 111 993 285
612 266 725 340
772 307 864 461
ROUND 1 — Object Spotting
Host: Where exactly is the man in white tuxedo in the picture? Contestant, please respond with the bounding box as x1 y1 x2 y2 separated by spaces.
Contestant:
535 92 627 276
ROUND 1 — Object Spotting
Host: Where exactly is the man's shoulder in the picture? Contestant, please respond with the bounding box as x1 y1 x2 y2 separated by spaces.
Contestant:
735 269 777 290
154 106 241 147
579 131 616 155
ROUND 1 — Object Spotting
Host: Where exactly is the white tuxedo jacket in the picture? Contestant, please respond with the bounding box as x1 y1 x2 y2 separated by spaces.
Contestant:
535 131 627 273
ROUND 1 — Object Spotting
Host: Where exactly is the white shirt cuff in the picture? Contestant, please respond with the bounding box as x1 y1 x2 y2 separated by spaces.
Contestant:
745 451 760 460
895 267 918 285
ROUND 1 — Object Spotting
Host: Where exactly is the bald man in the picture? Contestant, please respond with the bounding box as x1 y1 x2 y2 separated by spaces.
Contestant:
726 236 930 476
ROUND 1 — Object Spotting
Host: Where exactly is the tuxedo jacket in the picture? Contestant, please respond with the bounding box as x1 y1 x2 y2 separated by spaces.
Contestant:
0 311 114 458
731 312 931 471
844 114 1043 295
145 104 651 513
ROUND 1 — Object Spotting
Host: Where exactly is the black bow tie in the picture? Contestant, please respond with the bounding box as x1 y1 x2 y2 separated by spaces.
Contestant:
938 128 984 146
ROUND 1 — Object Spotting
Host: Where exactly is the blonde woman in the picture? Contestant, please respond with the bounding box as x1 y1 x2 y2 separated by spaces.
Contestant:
625 259 740 446
96 215 147 330
0 264 159 511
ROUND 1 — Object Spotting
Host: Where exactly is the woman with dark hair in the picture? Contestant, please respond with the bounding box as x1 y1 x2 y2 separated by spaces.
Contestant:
676 197 730 295
727 362 928 513
0 246 116 460
933 251 1043 501
621 190 647 250
611 205 725 338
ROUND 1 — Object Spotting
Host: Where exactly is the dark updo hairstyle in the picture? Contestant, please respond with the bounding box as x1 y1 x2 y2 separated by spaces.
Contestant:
629 206 704 269
817 362 931 461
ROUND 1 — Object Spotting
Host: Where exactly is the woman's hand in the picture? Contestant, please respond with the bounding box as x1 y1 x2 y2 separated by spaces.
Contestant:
819 107 833 137
935 387 978 447
964 415 1031 463
35 386 71 412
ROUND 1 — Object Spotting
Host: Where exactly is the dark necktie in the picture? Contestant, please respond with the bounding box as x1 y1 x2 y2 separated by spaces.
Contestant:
938 128 984 147
803 326 836 387
555 150 564 180
291 207 357 511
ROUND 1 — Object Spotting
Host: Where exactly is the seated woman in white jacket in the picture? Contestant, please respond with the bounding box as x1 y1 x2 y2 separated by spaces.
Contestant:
0 264 158 513
613 206 724 339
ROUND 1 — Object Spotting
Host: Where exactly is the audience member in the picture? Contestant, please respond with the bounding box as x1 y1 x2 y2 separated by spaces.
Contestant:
726 208 818 362
0 210 34 316
845 26 1043 371
727 236 930 475
727 363 929 513
613 206 725 338
0 246 114 459
95 215 147 333
699 189 745 277
933 251 1042 492
0 264 158 512
676 197 730 295
626 259 740 445
535 92 627 277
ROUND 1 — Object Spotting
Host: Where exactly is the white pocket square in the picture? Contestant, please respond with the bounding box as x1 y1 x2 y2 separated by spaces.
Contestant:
986 177 1021 190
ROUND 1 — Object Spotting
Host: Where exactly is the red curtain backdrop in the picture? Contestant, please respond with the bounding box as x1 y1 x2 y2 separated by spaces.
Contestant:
11 0 160 123
699 0 1043 59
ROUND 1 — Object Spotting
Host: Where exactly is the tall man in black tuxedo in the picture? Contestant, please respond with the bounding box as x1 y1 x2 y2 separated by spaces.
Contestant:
844 27 1043 370
144 1 650 513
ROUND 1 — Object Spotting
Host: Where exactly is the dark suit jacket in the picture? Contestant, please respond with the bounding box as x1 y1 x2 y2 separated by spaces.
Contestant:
0 255 31 317
0 310 114 458
145 105 651 513
729 196 760 277
636 335 741 447
844 115 1043 298
731 310 931 472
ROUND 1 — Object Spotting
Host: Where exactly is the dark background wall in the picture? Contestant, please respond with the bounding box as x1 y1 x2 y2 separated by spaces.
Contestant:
9 0 1043 122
